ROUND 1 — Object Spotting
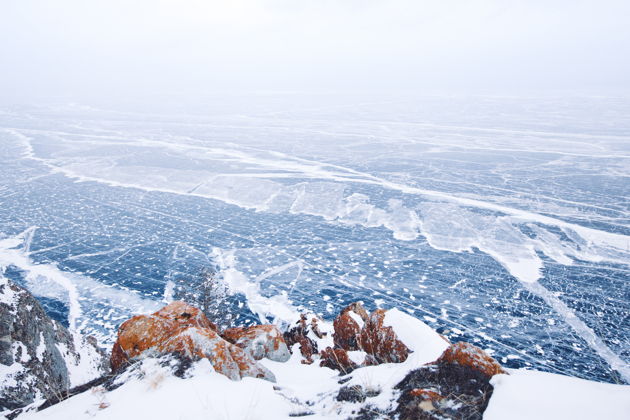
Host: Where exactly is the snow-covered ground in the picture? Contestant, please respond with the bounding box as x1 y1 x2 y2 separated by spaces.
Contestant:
485 369 630 420
12 309 630 420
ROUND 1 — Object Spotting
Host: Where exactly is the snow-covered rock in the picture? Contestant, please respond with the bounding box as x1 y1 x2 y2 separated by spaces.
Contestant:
283 314 323 363
0 275 105 411
332 302 369 351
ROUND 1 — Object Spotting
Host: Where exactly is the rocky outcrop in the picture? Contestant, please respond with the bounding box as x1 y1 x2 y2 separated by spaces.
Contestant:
358 308 409 364
395 362 495 420
110 301 215 371
333 302 369 350
110 301 276 382
222 325 290 362
0 276 106 411
283 314 319 364
3 292 514 420
394 344 504 419
320 302 410 372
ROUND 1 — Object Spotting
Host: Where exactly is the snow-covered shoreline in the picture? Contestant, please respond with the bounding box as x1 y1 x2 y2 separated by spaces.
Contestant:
3 288 628 420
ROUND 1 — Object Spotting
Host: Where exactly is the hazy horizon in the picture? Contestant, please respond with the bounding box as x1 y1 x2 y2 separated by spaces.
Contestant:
1 0 630 105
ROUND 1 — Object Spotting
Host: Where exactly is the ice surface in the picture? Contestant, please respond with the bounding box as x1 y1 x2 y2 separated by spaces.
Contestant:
0 95 628 383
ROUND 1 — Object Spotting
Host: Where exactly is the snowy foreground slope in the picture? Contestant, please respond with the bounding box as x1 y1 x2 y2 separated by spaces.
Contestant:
5 298 629 420
14 360 630 420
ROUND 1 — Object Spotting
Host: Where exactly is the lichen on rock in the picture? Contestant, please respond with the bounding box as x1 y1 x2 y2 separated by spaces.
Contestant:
110 301 276 382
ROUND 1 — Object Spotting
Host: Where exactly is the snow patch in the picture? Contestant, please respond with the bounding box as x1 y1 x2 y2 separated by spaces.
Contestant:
12 342 31 363
485 369 630 420
17 358 294 420
383 308 449 365
347 311 364 329
35 333 46 362
347 350 367 365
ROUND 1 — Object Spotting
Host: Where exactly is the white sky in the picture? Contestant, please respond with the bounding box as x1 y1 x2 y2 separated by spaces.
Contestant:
1 0 629 102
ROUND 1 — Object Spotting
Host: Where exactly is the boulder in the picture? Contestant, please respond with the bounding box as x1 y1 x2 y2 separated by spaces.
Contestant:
317 303 412 374
395 362 496 420
436 341 506 378
0 275 106 411
110 301 275 382
111 301 215 370
222 324 290 362
154 301 218 330
358 309 409 364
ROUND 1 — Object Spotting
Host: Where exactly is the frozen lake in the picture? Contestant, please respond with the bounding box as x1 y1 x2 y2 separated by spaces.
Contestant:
0 94 628 383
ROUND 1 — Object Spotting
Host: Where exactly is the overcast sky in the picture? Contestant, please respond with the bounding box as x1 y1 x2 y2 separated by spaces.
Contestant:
1 0 629 103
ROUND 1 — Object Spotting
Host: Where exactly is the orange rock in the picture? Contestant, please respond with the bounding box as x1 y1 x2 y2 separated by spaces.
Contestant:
154 301 217 330
110 301 275 382
295 336 317 362
358 309 409 364
437 341 506 377
113 315 178 368
319 304 411 373
222 324 290 362
408 389 444 401
333 302 369 351
159 327 275 381
112 301 217 368
319 347 358 374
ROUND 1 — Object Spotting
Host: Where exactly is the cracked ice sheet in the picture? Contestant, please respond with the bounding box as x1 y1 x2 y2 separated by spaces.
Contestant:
1 96 629 384
0 230 160 346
